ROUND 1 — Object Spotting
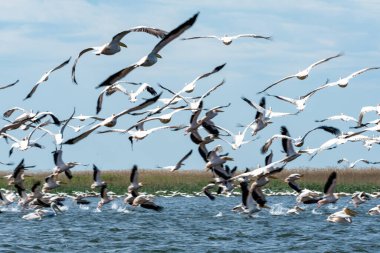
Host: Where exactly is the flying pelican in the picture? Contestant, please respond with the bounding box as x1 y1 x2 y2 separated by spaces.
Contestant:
241 97 297 135
317 171 339 208
64 93 161 145
182 33 272 45
128 165 142 194
327 207 357 223
132 195 163 212
204 145 234 170
52 149 83 179
216 120 257 150
266 89 318 112
0 79 19 90
337 158 380 168
257 53 343 94
97 184 114 209
158 149 193 172
72 26 168 84
202 183 216 201
4 159 34 188
284 173 321 204
91 164 106 189
42 174 64 192
309 67 380 93
368 205 380 215
96 82 157 114
1 124 46 156
315 113 358 123
24 57 71 100
96 12 199 88
351 192 370 208
22 202 63 220
356 104 380 128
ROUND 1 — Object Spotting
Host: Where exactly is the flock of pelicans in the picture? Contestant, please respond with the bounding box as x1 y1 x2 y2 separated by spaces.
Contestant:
1 12 380 223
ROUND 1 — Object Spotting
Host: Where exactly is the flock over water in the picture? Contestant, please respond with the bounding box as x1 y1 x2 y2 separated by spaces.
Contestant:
1 12 380 225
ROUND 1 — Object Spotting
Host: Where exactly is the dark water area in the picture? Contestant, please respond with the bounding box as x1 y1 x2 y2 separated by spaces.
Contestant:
1 195 380 252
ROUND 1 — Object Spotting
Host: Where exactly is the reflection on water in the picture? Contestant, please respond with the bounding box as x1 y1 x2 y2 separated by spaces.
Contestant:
1 195 380 252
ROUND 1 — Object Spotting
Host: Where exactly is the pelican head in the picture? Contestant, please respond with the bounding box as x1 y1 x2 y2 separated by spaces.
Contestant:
343 207 358 217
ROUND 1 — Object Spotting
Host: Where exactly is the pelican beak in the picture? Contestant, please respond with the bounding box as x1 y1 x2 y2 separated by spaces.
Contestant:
260 204 271 209
156 53 162 58
345 208 358 217
224 157 234 161
119 42 128 48
268 175 278 179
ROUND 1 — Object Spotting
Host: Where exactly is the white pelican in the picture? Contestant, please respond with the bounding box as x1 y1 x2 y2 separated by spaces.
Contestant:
241 97 297 135
97 184 114 209
91 164 106 189
37 109 75 147
64 93 161 145
1 124 46 156
266 89 318 112
368 205 380 215
72 26 167 84
4 159 34 188
315 113 358 124
24 57 71 100
52 149 82 179
351 192 370 207
216 120 257 150
257 53 343 94
317 171 339 208
284 173 321 204
356 104 380 127
22 202 63 220
96 12 199 88
96 82 157 114
327 207 357 223
130 105 187 127
42 174 63 192
337 158 380 168
309 67 380 93
0 190 15 205
0 79 19 90
132 195 163 212
158 149 193 172
128 165 142 194
204 145 234 170
182 33 272 45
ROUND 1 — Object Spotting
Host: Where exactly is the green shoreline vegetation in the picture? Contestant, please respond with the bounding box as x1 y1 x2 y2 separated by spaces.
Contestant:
2 168 380 195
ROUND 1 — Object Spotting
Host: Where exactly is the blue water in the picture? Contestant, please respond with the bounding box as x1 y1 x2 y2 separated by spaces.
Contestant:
1 195 380 252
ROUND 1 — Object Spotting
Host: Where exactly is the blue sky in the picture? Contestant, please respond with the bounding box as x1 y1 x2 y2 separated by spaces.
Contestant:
0 0 379 172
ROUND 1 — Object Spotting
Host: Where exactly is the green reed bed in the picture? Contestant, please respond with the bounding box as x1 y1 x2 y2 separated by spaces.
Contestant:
1 167 380 194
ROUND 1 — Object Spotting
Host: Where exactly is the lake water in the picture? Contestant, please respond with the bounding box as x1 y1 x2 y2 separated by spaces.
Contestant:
1 195 380 252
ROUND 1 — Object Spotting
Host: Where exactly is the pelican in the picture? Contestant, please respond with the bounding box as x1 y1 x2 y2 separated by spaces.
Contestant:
24 57 71 100
315 113 358 123
327 207 357 223
132 195 163 212
287 206 304 215
182 33 272 45
356 104 380 127
91 164 106 189
241 97 297 135
96 12 199 88
337 158 380 168
0 190 15 205
257 53 343 94
0 79 19 90
42 174 63 192
202 183 216 201
216 120 257 150
72 26 167 84
309 67 380 93
158 149 193 172
368 205 380 215
1 124 46 156
204 145 234 170
96 82 157 114
22 202 63 220
52 149 82 179
351 192 370 207
317 171 339 208
97 184 114 209
284 173 321 204
4 159 34 188
128 165 142 194
67 122 95 132
64 93 161 145
266 89 318 112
